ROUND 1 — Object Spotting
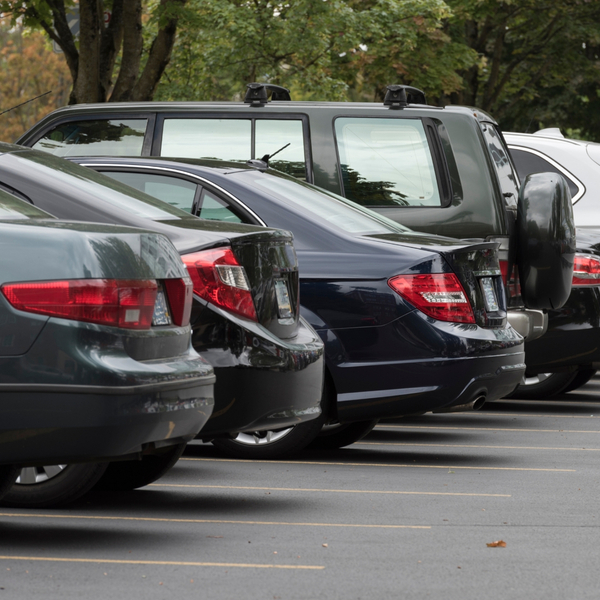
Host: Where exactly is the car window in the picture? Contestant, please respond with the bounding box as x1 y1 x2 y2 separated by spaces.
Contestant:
162 119 252 161
255 120 306 180
246 171 411 235
334 117 442 208
15 151 195 220
0 189 53 220
198 190 242 223
100 170 199 212
480 123 519 208
510 148 580 200
31 119 147 157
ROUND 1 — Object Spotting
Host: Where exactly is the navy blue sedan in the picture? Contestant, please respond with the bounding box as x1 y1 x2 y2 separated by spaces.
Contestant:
68 156 526 452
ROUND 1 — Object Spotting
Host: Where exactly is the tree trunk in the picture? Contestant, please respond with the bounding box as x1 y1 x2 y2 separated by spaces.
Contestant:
72 0 103 103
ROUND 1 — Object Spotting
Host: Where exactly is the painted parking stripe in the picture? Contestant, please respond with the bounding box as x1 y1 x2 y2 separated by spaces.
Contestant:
357 441 600 452
0 555 324 570
376 424 600 434
181 457 575 472
0 513 430 530
149 484 511 497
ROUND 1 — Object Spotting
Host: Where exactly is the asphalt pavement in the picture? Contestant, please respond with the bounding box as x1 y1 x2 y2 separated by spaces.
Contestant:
1 378 600 599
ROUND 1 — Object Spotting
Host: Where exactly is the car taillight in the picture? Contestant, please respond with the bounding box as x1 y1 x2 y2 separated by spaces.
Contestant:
1 279 157 329
388 273 475 324
164 277 193 326
498 259 521 298
572 254 600 286
182 247 257 322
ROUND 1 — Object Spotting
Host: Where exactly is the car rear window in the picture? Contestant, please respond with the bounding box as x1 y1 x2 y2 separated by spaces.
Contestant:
0 189 53 220
334 117 442 207
246 171 411 235
31 119 147 157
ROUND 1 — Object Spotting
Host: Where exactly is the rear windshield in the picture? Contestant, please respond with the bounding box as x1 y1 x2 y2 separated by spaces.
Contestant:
246 171 412 235
14 151 196 221
0 189 53 220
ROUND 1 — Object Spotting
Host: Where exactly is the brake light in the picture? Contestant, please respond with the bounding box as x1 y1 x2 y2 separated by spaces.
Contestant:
164 277 193 326
182 247 257 321
498 259 521 298
388 273 475 323
572 254 600 286
1 279 157 329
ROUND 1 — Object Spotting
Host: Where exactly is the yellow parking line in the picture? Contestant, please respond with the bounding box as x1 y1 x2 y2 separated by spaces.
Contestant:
181 457 574 472
149 484 511 498
0 556 324 570
0 513 430 530
357 441 600 452
376 424 600 434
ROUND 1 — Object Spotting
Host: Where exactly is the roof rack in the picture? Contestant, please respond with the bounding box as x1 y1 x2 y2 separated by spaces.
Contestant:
383 85 427 109
244 83 291 106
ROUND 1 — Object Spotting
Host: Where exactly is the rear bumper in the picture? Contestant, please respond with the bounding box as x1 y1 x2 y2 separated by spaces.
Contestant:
192 307 325 437
324 311 525 422
524 287 600 373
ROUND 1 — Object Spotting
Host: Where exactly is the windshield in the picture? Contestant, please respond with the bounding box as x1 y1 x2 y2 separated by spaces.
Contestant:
14 150 196 221
0 188 53 220
246 170 413 235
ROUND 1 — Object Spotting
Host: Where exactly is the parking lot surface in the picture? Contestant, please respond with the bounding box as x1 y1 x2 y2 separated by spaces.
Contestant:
2 379 600 599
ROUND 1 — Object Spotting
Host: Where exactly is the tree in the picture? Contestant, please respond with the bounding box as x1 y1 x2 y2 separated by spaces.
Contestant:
155 0 476 102
0 26 70 140
0 0 188 104
443 0 600 137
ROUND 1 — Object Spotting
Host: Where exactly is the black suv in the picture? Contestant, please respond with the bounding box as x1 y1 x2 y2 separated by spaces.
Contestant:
16 84 577 395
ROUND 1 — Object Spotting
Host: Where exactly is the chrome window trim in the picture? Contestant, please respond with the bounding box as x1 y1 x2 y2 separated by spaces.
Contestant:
507 144 585 204
77 162 268 226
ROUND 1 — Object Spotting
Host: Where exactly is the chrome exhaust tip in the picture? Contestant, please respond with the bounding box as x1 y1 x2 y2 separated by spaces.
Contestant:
433 395 486 413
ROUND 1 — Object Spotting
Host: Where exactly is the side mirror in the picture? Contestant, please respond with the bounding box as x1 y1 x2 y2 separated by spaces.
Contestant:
517 172 576 310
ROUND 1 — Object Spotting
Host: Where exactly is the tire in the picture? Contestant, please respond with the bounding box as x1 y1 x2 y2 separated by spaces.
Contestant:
211 416 326 459
0 462 109 508
0 466 19 501
93 443 187 491
306 419 379 450
505 371 577 400
562 369 597 394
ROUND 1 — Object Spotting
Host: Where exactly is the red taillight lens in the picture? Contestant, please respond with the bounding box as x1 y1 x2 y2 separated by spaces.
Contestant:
388 273 476 324
1 279 157 329
182 247 257 322
498 259 521 299
164 277 193 326
572 254 600 286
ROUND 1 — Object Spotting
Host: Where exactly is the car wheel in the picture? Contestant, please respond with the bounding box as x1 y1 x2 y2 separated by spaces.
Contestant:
211 416 326 459
92 443 187 491
505 371 577 400
0 463 109 508
0 466 19 501
562 369 597 394
306 420 379 450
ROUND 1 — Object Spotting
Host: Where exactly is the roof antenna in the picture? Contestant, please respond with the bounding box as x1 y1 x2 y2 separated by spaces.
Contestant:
0 91 52 117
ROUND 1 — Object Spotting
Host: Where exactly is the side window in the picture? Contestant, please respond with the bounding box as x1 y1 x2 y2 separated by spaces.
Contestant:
101 170 199 212
510 148 580 200
480 124 519 208
161 119 251 161
334 117 442 207
198 190 243 223
160 118 308 180
256 120 306 180
31 119 147 157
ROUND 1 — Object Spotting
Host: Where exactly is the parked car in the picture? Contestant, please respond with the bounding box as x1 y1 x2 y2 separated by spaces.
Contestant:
0 143 324 469
0 188 215 507
502 129 600 396
16 85 577 402
68 155 531 453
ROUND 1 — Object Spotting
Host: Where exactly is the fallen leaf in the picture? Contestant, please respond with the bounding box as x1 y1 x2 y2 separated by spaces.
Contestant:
486 540 507 548
322 543 328 548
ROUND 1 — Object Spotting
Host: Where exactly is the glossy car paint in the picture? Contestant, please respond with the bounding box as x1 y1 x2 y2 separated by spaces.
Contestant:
71 157 526 420
0 145 324 438
0 196 215 466
506 131 600 375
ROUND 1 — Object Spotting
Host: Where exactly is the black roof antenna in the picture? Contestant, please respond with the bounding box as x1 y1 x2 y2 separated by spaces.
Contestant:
247 143 291 170
0 90 52 117
244 83 291 106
